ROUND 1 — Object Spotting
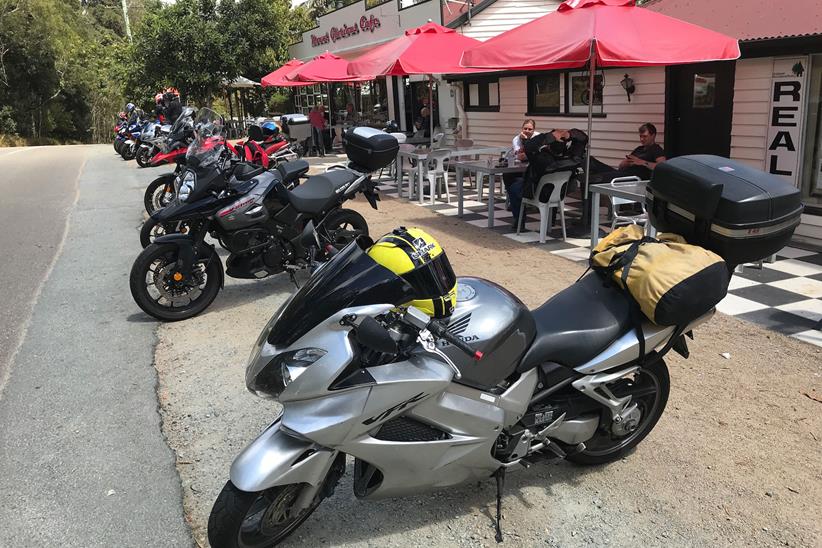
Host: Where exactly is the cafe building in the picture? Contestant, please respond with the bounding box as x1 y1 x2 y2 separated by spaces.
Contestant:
289 0 822 247
287 0 467 131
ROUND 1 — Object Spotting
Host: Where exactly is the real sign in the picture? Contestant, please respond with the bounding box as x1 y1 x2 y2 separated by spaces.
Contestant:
766 57 808 187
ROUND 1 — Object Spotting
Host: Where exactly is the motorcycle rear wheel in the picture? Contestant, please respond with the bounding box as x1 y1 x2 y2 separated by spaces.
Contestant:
323 209 368 248
144 175 177 216
129 243 221 321
566 360 669 465
208 455 345 548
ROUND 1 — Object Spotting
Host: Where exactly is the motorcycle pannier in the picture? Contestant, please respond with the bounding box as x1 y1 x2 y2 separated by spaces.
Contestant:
647 155 803 266
590 225 729 327
343 127 399 171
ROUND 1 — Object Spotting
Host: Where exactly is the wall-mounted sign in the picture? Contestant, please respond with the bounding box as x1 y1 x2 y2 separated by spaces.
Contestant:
310 15 381 48
766 57 808 187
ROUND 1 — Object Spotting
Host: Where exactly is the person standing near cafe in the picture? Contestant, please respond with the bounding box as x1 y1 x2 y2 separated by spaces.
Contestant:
309 104 327 157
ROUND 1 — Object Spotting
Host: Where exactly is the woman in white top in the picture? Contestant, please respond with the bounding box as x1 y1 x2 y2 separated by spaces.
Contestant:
504 119 539 229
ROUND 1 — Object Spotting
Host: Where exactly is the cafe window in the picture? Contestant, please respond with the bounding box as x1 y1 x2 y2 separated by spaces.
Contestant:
527 74 560 114
366 0 391 8
567 71 603 114
464 80 500 112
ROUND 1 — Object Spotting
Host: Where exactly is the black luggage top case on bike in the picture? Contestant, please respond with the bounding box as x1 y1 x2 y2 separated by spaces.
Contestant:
646 155 803 267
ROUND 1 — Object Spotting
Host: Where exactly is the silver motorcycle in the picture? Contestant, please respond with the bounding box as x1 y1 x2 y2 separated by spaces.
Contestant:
207 236 713 547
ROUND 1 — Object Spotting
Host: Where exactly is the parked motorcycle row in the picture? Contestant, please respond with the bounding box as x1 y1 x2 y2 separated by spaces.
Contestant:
124 104 803 547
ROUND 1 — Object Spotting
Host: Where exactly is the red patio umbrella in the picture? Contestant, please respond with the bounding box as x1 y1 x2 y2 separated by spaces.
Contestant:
347 22 487 145
285 51 370 83
460 0 740 198
260 59 311 87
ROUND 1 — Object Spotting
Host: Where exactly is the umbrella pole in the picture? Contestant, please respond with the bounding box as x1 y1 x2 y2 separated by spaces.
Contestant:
429 74 434 147
583 40 596 226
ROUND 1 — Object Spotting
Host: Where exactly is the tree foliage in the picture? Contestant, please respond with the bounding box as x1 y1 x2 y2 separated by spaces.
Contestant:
124 0 313 109
0 0 312 143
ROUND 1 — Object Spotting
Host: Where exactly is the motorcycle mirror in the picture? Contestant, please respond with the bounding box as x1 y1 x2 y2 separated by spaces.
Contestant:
299 220 319 249
356 316 398 355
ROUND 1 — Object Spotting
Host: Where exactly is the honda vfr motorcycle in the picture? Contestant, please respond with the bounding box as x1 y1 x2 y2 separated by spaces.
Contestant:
205 234 715 547
129 109 380 322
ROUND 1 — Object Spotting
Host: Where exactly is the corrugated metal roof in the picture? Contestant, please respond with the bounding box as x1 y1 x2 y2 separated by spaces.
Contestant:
645 0 822 42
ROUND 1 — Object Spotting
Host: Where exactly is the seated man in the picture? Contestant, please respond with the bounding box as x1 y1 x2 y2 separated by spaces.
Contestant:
589 122 666 183
414 107 431 138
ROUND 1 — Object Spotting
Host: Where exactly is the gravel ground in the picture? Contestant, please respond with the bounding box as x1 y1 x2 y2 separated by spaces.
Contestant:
151 162 822 548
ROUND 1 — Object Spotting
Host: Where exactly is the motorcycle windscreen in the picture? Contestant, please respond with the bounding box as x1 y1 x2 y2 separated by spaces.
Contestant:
267 237 416 348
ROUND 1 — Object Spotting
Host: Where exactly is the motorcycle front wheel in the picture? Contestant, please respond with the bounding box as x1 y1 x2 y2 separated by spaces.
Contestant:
140 218 190 248
144 175 177 216
208 455 345 548
121 143 136 161
129 243 221 321
322 209 368 248
136 146 153 168
566 360 670 465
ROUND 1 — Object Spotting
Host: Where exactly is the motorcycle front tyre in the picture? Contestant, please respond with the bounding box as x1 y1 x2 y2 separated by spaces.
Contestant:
208 454 345 548
566 360 670 466
129 243 221 322
143 174 176 216
136 146 153 168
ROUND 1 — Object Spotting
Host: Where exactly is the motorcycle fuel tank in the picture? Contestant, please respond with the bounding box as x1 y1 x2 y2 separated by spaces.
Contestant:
216 172 278 230
440 277 536 390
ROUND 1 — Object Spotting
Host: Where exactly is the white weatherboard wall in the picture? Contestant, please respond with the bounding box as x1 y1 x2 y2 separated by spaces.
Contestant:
729 57 822 244
464 66 666 168
730 58 772 170
458 0 559 41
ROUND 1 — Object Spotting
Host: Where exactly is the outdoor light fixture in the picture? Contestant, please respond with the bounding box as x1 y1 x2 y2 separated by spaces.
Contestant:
620 74 635 102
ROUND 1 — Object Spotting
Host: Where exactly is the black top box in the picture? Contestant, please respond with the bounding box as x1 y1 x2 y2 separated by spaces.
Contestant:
647 155 803 266
343 127 399 172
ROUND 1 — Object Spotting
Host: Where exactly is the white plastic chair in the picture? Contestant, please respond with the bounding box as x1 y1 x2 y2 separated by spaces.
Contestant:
426 149 451 205
397 143 422 198
517 170 572 243
378 133 407 180
609 176 649 229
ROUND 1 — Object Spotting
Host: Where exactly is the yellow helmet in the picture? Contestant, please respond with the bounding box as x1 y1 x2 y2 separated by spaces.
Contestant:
367 227 457 318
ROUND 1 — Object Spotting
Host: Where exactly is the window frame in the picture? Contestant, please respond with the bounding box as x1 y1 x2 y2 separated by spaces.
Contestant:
463 78 501 112
526 73 561 115
566 70 604 114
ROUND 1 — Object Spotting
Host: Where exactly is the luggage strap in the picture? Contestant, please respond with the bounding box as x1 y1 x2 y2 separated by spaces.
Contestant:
593 235 657 366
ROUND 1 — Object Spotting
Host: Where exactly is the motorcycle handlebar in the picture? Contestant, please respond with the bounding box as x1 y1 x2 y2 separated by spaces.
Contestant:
427 320 483 361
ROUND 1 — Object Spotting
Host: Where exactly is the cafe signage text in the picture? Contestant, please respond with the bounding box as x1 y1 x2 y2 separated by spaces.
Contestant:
766 57 807 187
311 15 381 47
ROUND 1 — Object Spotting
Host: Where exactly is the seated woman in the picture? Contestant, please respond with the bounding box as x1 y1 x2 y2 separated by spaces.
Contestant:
502 119 539 229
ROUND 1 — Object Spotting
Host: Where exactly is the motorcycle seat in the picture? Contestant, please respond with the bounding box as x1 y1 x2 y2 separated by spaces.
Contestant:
287 170 358 215
277 160 309 184
518 273 634 371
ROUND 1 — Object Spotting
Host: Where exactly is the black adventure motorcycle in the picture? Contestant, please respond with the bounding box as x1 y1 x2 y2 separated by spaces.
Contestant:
129 109 385 322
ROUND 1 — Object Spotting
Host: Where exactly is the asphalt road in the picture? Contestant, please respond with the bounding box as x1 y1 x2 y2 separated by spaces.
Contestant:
0 145 192 546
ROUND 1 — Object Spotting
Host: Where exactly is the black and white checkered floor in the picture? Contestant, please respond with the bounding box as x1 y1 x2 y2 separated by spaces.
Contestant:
317 156 822 347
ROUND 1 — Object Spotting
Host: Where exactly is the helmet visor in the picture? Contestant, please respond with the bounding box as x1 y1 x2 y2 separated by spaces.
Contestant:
400 252 456 300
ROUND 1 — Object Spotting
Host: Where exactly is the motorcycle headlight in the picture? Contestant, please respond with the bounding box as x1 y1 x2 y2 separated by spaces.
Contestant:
179 171 195 202
246 346 326 399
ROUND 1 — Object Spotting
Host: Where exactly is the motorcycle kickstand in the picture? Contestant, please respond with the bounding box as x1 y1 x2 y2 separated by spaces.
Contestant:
493 467 505 543
288 270 301 289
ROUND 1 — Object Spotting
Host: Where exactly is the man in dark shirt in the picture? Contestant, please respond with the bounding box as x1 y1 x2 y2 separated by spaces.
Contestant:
590 122 666 182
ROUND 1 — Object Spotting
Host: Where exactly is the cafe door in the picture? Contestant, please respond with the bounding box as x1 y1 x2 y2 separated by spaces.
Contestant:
665 61 736 157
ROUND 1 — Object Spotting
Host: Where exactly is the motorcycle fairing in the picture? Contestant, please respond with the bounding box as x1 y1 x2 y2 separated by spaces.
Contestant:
229 420 340 493
266 239 415 348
